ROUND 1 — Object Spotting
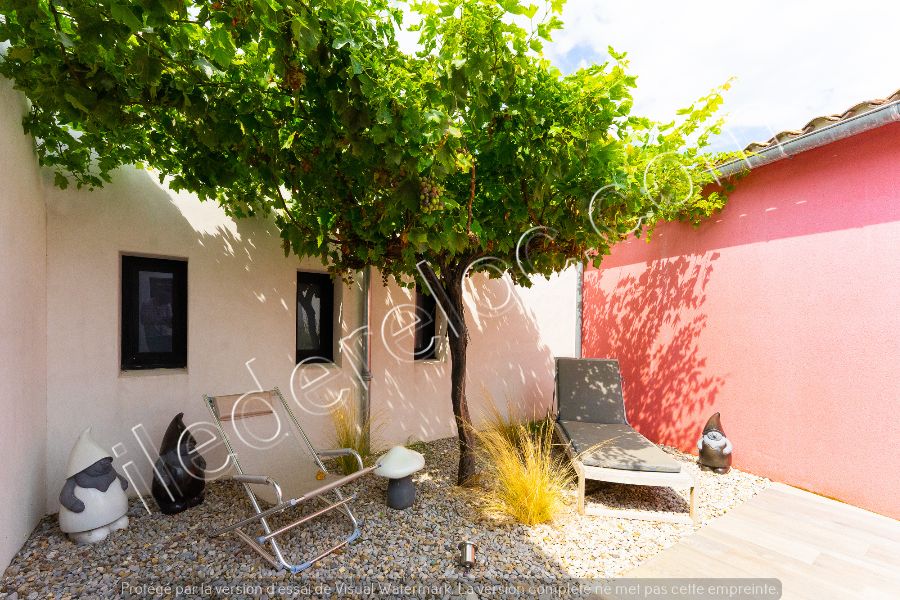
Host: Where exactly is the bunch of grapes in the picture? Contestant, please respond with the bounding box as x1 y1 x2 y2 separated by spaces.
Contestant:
419 177 445 213
374 169 398 190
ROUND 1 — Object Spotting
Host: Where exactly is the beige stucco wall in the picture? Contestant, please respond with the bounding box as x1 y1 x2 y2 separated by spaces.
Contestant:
42 169 578 511
370 269 578 446
0 80 48 568
43 169 368 510
0 72 577 565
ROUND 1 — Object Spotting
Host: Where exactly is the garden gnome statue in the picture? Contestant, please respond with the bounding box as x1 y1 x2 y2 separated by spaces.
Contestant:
697 412 732 474
152 413 207 514
58 428 129 544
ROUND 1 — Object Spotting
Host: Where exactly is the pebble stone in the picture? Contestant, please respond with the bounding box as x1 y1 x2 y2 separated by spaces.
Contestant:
0 438 767 599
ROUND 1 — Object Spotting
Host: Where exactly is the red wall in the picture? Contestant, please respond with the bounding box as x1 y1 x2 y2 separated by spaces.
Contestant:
582 122 900 519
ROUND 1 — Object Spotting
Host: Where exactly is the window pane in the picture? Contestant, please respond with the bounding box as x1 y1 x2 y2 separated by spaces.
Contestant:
138 271 174 353
296 272 334 363
296 281 322 352
414 288 437 360
121 255 187 370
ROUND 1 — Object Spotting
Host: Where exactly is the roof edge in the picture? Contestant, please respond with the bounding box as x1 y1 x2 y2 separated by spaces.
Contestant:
717 92 900 178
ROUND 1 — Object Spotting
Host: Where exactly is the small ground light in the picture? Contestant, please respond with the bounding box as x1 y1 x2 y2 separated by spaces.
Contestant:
458 541 477 569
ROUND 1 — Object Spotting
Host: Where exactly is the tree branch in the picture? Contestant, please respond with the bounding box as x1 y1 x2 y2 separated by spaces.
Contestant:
466 163 475 234
48 1 79 81
521 178 541 225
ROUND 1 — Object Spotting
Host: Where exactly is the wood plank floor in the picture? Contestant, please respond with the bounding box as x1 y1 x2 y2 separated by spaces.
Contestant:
602 483 900 600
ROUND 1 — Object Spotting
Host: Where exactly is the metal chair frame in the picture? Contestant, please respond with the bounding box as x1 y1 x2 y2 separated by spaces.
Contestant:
204 387 377 573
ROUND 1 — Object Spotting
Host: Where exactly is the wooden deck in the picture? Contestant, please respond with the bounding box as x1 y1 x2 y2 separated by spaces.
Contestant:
605 482 900 600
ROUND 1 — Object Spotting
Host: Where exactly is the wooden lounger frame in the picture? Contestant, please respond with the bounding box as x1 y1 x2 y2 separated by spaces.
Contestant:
555 422 698 524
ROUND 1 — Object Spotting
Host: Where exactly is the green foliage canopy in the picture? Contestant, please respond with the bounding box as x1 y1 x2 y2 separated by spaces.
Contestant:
1 0 735 483
0 0 730 286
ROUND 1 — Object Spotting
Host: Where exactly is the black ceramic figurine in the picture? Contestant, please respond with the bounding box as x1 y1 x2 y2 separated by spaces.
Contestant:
697 412 733 474
152 413 207 514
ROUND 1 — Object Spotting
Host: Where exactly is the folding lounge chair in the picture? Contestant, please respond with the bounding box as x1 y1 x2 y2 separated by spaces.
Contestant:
204 387 379 573
554 358 698 524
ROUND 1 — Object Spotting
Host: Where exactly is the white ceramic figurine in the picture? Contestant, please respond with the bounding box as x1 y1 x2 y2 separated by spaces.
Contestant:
58 428 130 544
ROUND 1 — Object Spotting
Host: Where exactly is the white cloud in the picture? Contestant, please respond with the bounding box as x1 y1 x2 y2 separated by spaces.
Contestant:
544 0 900 149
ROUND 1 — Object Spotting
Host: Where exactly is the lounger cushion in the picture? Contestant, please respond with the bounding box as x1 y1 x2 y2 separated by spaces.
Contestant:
557 421 681 473
555 358 627 424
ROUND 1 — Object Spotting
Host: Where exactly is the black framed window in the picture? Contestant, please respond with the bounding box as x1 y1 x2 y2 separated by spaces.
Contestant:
414 287 438 361
296 272 334 363
121 256 188 370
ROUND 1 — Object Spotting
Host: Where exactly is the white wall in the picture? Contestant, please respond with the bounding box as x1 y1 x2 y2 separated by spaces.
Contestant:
0 80 48 569
370 270 578 447
0 76 578 567
43 169 579 509
44 170 367 510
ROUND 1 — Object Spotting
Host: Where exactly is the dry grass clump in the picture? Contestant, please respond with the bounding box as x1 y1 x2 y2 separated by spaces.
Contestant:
474 402 572 525
329 400 374 475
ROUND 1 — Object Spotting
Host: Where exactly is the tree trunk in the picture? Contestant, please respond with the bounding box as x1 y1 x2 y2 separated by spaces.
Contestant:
444 272 477 485
419 260 478 485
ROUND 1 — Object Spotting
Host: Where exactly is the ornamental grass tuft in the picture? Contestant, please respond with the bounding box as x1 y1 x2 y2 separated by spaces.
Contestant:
329 400 374 475
475 403 572 525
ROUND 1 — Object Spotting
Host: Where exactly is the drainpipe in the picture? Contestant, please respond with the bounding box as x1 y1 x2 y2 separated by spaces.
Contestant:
575 262 583 358
716 99 900 178
359 267 373 429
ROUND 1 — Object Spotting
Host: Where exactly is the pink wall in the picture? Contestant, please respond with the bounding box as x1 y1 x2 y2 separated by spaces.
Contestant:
582 122 900 519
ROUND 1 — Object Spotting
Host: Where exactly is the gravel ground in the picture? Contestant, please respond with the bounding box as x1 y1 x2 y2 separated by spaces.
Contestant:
0 438 767 599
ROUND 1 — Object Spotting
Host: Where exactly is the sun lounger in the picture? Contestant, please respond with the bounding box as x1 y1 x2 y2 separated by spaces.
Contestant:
203 387 378 572
554 358 698 524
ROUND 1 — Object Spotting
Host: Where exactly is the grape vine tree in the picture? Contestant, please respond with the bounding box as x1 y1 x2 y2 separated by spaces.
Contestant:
0 0 731 483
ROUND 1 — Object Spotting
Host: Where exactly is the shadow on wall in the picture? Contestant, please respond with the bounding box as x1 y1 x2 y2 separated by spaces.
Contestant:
582 252 723 449
467 276 557 422
605 122 900 268
44 166 352 508
372 273 557 446
47 165 564 503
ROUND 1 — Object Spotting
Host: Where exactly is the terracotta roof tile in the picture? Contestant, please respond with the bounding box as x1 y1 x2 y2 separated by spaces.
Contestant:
744 88 900 153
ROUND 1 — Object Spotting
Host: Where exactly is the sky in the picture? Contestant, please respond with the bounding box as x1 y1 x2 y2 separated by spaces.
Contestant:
541 0 900 151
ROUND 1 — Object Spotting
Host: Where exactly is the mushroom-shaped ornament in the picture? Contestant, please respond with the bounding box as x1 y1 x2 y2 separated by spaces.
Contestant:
58 428 129 544
697 412 733 474
374 446 425 510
